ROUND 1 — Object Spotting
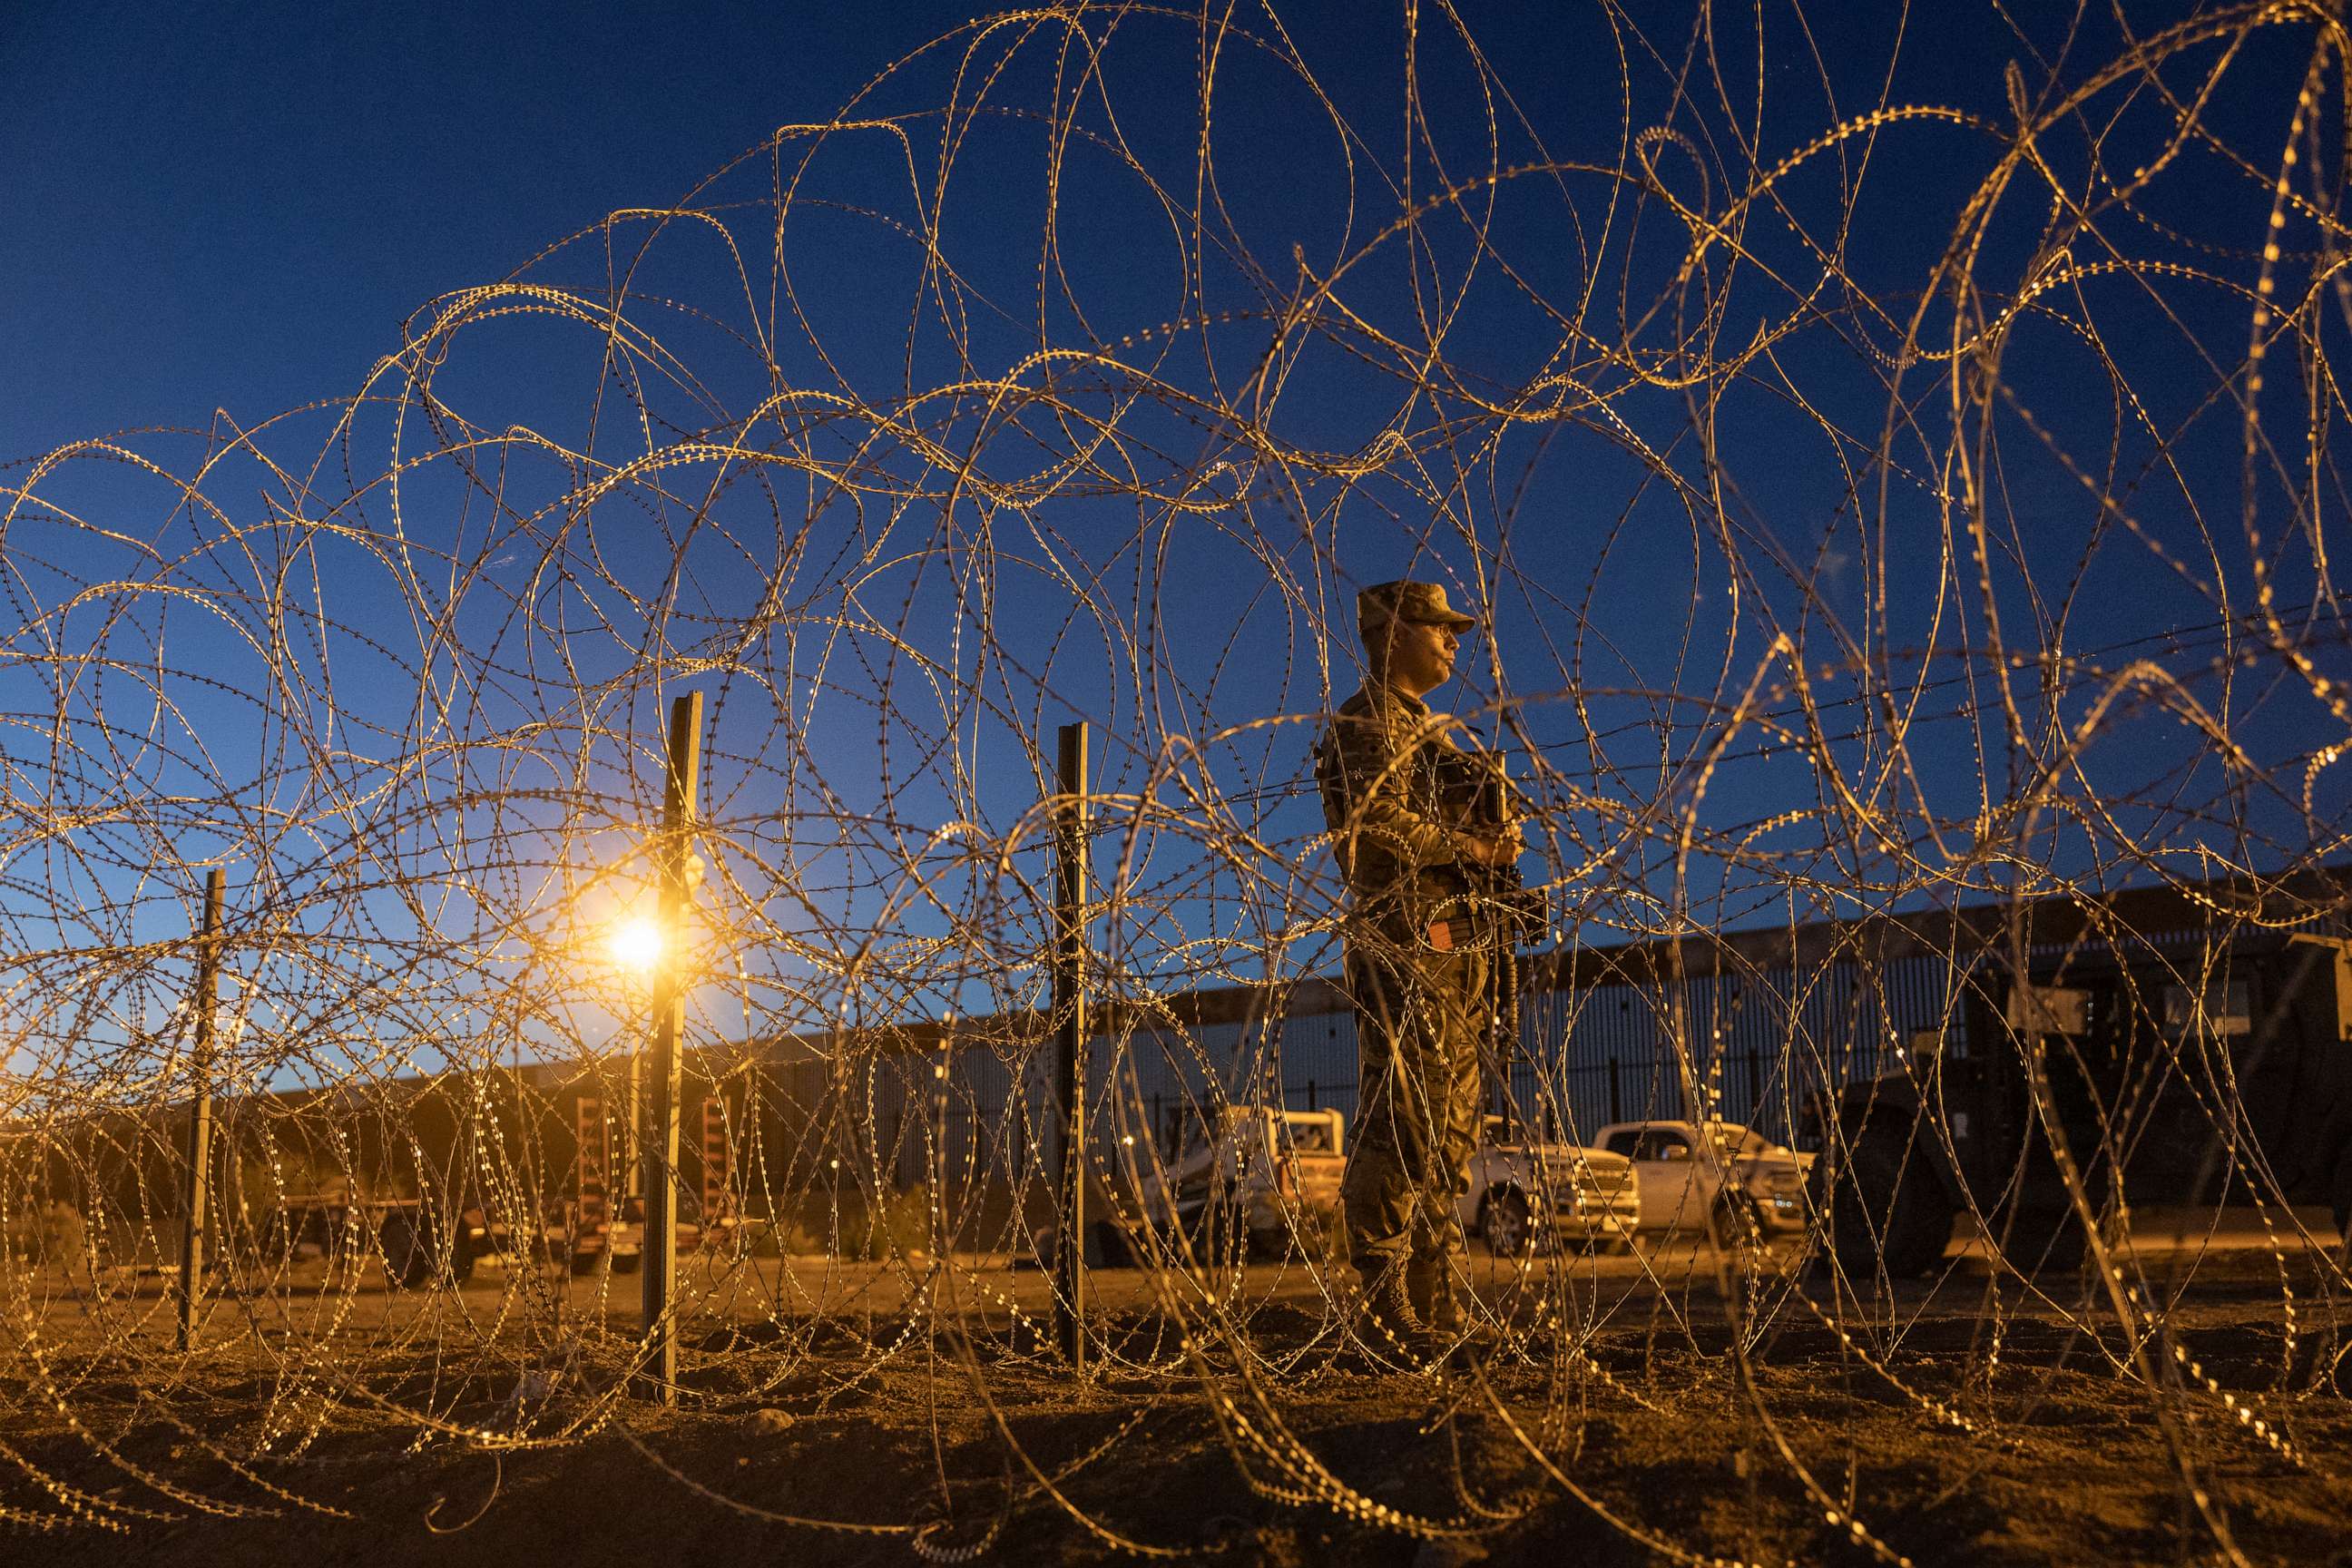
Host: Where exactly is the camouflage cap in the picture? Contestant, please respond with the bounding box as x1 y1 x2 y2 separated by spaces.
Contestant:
1357 579 1477 632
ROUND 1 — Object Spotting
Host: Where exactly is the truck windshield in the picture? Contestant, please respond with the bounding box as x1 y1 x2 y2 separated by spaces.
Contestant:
1287 1119 1337 1154
1712 1123 1776 1157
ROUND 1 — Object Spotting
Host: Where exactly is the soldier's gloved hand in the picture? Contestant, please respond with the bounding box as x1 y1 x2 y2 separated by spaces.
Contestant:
1454 828 1522 867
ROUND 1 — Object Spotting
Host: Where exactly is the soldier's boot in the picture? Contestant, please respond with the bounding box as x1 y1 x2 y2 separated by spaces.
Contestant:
1412 1254 1499 1352
1406 1252 1439 1327
1357 1264 1446 1369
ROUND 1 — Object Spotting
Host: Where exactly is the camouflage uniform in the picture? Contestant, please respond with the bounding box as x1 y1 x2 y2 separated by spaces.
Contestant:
1317 586 1494 1330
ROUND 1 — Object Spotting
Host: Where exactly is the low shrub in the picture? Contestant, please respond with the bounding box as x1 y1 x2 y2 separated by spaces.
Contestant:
3 1200 86 1265
787 1183 936 1260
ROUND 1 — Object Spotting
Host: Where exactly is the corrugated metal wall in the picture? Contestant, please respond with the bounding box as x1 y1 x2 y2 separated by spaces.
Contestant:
747 942 1984 1196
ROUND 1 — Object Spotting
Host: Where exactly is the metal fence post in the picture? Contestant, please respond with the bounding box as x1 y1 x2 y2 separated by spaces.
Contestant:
177 867 226 1352
1052 721 1090 1373
639 690 702 1403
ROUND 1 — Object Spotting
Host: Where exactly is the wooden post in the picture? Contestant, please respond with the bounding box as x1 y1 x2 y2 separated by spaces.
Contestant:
177 867 226 1352
1051 721 1090 1372
639 691 702 1403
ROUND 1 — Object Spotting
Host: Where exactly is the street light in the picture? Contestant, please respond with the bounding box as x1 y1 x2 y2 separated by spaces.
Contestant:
610 916 663 975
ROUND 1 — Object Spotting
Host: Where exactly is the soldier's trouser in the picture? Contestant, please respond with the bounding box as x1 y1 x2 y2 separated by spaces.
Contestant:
1339 938 1489 1299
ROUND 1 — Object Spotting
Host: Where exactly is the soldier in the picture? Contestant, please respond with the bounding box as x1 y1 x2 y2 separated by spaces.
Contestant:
1317 580 1524 1366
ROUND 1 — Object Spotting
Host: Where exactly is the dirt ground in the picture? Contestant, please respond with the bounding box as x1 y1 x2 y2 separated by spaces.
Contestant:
5 1231 2349 1568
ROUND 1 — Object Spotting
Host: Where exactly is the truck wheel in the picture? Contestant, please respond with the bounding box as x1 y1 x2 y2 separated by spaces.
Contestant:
1995 1202 2089 1277
378 1210 437 1290
1194 1201 1251 1265
1710 1191 1763 1250
1481 1191 1532 1259
1243 1227 1290 1263
1826 1121 1952 1280
2329 1142 2351 1244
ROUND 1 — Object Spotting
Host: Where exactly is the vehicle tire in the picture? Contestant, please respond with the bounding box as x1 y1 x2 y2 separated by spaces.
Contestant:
1187 1200 1247 1266
1994 1202 2089 1278
610 1250 642 1275
1480 1190 1533 1259
1825 1120 1953 1281
2331 1141 2352 1245
1093 1220 1135 1269
377 1210 437 1290
1710 1191 1763 1250
567 1244 603 1276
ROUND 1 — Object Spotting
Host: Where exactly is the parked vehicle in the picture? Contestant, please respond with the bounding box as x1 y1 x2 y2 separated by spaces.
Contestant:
1803 883 2352 1279
1594 1119 1814 1243
544 1184 714 1274
544 1184 640 1274
1105 1105 1346 1262
237 1191 493 1288
1459 1114 1639 1257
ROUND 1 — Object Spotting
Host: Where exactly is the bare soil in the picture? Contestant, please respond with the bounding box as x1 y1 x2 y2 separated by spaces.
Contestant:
5 1244 2348 1568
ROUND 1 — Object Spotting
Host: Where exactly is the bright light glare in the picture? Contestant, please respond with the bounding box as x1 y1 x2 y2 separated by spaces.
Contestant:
610 917 662 973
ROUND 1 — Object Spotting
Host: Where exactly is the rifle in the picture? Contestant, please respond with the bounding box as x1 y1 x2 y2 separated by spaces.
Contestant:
1428 744 1547 952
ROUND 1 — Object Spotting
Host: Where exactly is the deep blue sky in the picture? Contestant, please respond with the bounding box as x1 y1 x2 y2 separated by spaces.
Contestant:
2 1 996 449
1 0 1651 446
3 4 2336 811
5 3 2347 1068
4 0 1936 448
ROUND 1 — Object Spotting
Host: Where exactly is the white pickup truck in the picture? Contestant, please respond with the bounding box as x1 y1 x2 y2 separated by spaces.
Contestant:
1107 1105 1347 1262
1593 1119 1815 1242
1458 1115 1641 1257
